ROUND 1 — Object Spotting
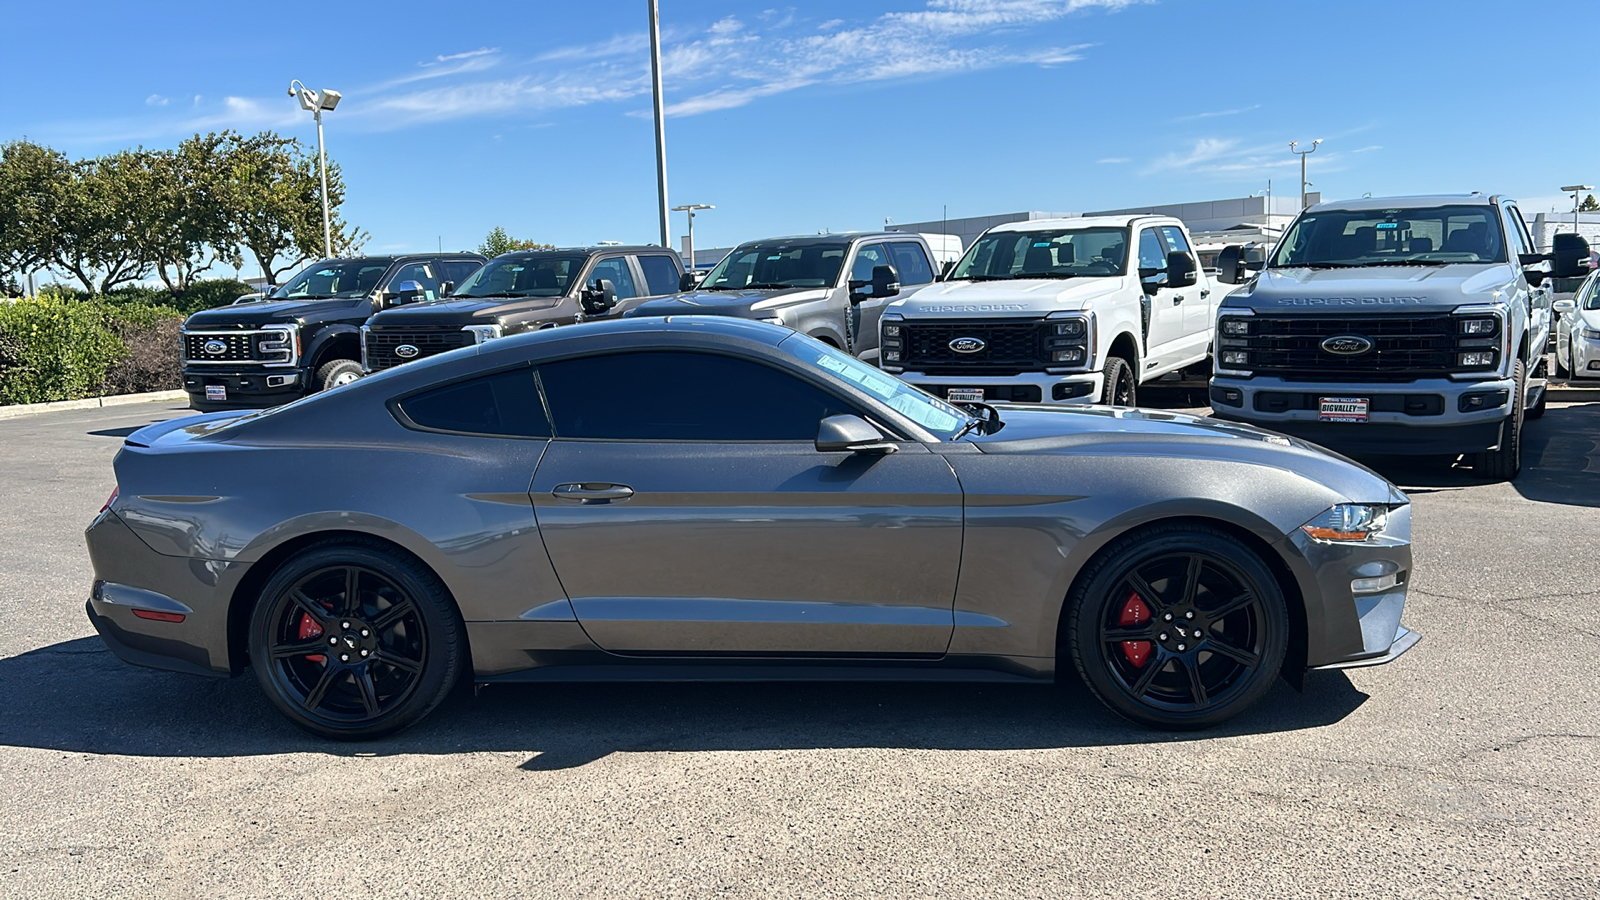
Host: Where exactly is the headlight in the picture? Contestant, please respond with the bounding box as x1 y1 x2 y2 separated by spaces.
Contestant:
462 324 503 344
1458 317 1497 336
1300 504 1390 542
1581 326 1600 340
1220 350 1249 366
1044 312 1093 370
1220 318 1250 336
759 316 785 325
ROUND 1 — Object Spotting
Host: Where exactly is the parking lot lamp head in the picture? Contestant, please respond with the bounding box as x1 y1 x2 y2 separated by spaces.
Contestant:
671 204 714 268
288 79 340 260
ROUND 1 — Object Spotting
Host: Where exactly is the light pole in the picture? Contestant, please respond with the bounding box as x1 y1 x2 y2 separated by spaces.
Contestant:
671 204 713 268
288 80 342 259
648 1 670 249
1289 139 1321 210
1561 184 1592 238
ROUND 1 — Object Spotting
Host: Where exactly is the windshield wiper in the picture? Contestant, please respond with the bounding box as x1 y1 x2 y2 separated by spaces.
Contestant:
959 274 1012 281
949 400 1002 439
1015 272 1077 280
1351 259 1449 267
744 283 794 290
699 285 743 291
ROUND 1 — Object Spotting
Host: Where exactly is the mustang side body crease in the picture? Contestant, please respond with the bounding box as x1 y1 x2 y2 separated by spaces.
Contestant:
85 317 1419 739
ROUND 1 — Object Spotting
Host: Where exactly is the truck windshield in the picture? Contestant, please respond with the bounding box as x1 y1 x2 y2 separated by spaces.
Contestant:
454 255 587 298
950 227 1128 280
1272 205 1507 267
271 259 394 299
699 243 847 290
778 335 969 439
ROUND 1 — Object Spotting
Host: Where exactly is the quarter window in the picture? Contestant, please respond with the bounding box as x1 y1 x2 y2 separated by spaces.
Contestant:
1158 226 1194 257
537 351 861 441
887 242 935 285
397 368 550 437
635 254 682 296
586 257 638 300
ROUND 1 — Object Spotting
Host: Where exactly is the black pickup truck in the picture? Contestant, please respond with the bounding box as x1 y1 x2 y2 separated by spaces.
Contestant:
180 254 485 410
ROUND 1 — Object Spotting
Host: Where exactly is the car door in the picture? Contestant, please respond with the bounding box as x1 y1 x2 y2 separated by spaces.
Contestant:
528 348 964 656
1158 226 1211 347
1137 227 1187 370
845 242 900 356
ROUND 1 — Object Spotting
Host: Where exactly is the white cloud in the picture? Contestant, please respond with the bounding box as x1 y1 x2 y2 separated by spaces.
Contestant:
1098 157 1129 164
1173 104 1260 122
1352 144 1383 153
145 94 169 107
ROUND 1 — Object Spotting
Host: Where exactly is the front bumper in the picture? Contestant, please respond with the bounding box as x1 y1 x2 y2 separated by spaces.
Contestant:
182 367 303 411
895 370 1102 405
1285 504 1421 670
1210 373 1513 455
1573 333 1600 379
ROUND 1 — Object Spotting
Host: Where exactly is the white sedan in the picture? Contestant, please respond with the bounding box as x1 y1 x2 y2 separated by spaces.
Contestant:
1554 270 1600 380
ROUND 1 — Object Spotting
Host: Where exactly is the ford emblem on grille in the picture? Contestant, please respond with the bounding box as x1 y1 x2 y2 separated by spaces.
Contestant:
948 336 987 354
203 339 227 355
1321 335 1374 356
395 344 420 359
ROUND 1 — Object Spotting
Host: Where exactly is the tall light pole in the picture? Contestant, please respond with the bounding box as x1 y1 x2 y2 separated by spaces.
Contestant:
672 203 713 268
1561 184 1592 237
1289 139 1321 210
648 1 670 249
288 80 342 259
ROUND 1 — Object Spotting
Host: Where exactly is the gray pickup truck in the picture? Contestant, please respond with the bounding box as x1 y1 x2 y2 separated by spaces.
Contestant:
1210 194 1588 480
627 232 942 360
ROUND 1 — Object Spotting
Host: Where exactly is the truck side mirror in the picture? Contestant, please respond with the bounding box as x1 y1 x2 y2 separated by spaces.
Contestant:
1139 267 1168 293
679 271 699 292
1214 246 1246 284
1550 233 1591 279
870 264 901 299
1167 251 1198 288
440 281 455 297
938 260 956 281
384 280 424 308
580 278 618 314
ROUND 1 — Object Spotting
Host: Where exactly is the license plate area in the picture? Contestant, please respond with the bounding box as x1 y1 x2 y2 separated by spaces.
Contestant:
1319 396 1368 423
947 388 984 403
205 385 227 401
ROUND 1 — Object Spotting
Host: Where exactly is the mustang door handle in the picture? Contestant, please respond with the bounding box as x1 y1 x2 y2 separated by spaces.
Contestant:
552 483 635 504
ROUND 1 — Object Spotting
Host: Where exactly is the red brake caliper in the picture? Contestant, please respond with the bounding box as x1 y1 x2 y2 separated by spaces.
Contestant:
299 613 325 664
1119 592 1152 668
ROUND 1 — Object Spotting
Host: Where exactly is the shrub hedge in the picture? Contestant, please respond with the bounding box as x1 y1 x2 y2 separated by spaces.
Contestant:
0 278 249 405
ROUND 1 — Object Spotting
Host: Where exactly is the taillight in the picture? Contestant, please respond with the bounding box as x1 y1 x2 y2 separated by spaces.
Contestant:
100 487 119 513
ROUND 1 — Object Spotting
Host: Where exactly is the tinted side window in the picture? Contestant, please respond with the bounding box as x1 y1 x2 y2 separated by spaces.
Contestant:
389 262 442 301
1137 229 1167 271
1158 226 1193 256
888 242 935 285
440 259 483 286
1500 204 1531 257
636 255 681 295
587 257 638 300
851 244 891 282
397 368 550 437
538 351 860 441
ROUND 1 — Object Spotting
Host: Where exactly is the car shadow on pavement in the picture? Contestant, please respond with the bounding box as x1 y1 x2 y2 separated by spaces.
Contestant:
0 638 1369 768
1343 402 1600 508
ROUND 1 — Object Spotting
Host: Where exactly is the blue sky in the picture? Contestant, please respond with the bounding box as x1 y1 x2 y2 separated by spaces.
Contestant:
6 0 1599 275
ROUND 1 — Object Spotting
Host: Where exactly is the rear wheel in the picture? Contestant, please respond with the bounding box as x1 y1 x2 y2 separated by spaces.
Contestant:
1099 356 1136 407
248 541 464 740
317 359 364 392
1555 340 1571 378
1067 525 1288 730
1469 359 1524 481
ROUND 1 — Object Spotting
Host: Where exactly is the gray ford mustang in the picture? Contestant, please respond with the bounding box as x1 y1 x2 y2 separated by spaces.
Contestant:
85 317 1419 739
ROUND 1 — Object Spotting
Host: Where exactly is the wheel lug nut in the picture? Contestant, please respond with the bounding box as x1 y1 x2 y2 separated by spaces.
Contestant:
1163 613 1173 621
360 649 369 657
328 637 338 645
1159 633 1168 641
1177 643 1187 651
340 654 350 662
1185 611 1194 619
360 629 369 637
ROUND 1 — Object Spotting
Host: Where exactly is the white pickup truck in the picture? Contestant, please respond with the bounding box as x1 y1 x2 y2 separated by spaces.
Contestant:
878 215 1216 406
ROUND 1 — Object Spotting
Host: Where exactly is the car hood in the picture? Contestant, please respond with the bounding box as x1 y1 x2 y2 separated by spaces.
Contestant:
630 287 832 318
367 295 563 327
967 404 1404 505
887 278 1126 318
1224 263 1517 313
184 296 371 327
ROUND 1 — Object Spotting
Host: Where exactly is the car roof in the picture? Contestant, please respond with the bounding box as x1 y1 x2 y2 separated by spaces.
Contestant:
474 314 791 363
319 253 486 265
1307 194 1502 213
731 232 910 246
987 215 1169 233
500 246 676 258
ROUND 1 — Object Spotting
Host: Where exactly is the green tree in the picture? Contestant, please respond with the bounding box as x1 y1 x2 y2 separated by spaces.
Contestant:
478 226 553 257
128 135 238 293
1581 194 1599 212
50 152 151 294
216 131 366 285
0 140 72 284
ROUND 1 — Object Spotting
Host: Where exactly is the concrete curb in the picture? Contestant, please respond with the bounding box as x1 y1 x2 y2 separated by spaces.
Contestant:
1548 385 1600 403
0 390 188 421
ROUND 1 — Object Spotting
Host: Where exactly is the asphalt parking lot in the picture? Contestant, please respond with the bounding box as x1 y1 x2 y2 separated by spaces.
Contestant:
2 394 1597 897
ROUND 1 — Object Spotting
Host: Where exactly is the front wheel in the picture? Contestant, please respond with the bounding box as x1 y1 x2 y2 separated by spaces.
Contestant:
1099 356 1136 407
1555 340 1571 378
1067 525 1288 730
1469 359 1524 481
317 359 364 392
248 541 465 740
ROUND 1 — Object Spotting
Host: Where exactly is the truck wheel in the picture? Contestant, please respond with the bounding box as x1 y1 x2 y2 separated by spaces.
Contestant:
317 359 364 392
1470 359 1524 481
1099 356 1136 407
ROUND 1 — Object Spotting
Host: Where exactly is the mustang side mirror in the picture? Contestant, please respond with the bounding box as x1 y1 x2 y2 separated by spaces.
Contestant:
1214 246 1245 284
679 271 699 292
815 414 898 454
1167 251 1198 289
580 278 618 314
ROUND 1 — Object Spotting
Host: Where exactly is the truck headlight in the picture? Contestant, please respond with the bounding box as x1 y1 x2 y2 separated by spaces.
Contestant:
462 324 503 344
1220 318 1250 336
1044 312 1092 370
880 314 904 371
1457 351 1496 367
1300 504 1390 543
1458 317 1497 336
1221 350 1249 366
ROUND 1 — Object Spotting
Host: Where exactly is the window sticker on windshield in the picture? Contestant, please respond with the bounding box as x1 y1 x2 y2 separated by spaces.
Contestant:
1032 242 1051 248
1376 222 1399 230
862 374 899 396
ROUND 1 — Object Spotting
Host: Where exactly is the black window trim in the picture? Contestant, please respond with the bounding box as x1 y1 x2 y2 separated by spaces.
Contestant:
530 346 909 444
387 363 553 440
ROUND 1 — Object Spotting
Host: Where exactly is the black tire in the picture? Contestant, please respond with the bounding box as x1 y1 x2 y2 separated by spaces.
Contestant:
1099 355 1136 407
1469 359 1524 481
248 540 465 740
1066 524 1289 730
316 359 364 392
1554 340 1571 379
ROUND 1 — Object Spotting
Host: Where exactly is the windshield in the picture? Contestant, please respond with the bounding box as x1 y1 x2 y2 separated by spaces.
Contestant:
1272 205 1507 267
779 335 969 439
950 227 1128 280
699 242 847 290
454 255 587 298
270 259 393 300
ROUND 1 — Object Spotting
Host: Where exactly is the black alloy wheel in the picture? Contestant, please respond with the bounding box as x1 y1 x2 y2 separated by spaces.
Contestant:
1068 525 1288 729
1099 356 1136 407
248 541 464 740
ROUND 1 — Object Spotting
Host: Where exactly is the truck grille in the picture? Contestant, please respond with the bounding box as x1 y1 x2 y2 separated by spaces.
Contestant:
182 331 257 363
365 328 476 371
1241 315 1458 382
900 319 1048 374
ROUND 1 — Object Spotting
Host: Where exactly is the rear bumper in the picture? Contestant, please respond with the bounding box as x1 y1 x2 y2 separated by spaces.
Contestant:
182 367 304 410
